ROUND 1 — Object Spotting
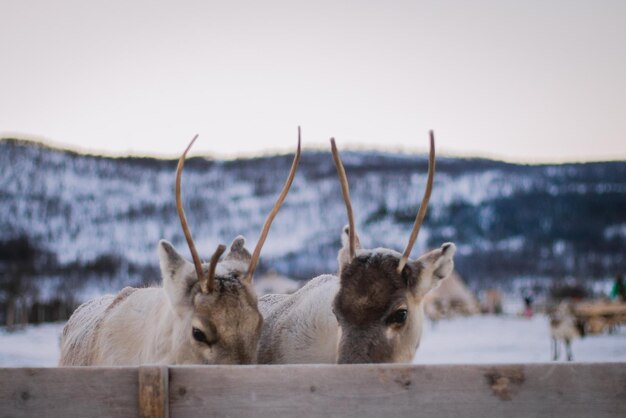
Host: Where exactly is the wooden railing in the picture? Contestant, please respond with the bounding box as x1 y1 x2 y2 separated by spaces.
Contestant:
1 363 624 417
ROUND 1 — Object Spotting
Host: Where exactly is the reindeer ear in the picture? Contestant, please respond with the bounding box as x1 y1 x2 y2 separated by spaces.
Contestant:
158 240 196 310
340 224 361 249
220 236 252 278
419 242 456 279
433 243 456 279
414 242 456 297
158 240 185 275
337 225 360 273
224 235 252 262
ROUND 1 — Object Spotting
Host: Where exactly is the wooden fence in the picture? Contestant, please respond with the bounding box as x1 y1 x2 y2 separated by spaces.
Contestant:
1 363 624 417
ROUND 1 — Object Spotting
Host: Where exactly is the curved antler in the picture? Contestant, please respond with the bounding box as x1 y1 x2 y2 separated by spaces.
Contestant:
331 138 356 261
206 244 226 292
397 130 436 273
244 127 302 283
176 135 225 293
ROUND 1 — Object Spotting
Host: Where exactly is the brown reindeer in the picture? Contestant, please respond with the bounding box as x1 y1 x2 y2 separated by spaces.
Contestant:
60 132 300 365
258 132 456 363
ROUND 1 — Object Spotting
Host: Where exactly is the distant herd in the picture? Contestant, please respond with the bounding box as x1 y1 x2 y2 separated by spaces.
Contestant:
59 129 457 366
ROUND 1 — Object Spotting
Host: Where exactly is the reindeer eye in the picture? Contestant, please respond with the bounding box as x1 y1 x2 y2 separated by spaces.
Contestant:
192 327 209 344
387 309 408 325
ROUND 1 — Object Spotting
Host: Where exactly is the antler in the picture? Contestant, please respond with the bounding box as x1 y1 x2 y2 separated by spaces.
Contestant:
206 244 226 292
176 135 225 293
331 138 356 260
397 130 436 273
243 127 302 283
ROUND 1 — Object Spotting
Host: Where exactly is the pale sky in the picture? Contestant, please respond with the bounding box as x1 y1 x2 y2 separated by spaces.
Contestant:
1 0 625 163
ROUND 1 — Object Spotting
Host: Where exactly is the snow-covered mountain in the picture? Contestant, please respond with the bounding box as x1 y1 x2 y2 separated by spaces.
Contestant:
1 138 625 310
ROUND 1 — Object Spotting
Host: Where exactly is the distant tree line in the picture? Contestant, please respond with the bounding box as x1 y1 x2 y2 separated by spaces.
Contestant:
0 234 157 328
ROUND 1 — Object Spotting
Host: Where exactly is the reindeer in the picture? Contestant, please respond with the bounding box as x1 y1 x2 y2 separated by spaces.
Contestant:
258 132 456 364
59 133 301 365
549 301 585 361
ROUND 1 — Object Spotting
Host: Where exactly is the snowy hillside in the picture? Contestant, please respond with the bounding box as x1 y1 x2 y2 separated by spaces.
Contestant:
1 139 625 317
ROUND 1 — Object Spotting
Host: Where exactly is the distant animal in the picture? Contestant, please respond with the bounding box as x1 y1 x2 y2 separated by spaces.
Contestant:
549 301 585 361
481 288 503 314
423 271 480 319
258 132 456 364
59 133 301 365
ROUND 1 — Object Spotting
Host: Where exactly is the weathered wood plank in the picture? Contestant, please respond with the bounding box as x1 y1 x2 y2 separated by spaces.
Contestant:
0 367 138 418
139 366 169 418
0 363 624 417
169 363 626 418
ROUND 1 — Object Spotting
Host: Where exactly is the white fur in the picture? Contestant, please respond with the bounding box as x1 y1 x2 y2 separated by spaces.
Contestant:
60 287 188 365
550 301 582 361
258 275 340 363
59 238 258 366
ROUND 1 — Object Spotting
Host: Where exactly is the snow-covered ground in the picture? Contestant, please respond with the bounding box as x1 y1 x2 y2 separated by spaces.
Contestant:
1 315 625 367
416 314 626 364
0 322 63 367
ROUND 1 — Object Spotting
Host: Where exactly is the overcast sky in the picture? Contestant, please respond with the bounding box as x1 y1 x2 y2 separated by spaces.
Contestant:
1 0 625 162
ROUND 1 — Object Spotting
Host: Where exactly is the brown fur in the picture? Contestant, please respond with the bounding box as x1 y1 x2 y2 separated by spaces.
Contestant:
334 251 426 363
335 254 420 326
190 273 263 364
257 231 455 364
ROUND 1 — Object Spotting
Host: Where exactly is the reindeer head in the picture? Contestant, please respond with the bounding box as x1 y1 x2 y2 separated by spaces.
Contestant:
160 132 300 364
330 132 456 363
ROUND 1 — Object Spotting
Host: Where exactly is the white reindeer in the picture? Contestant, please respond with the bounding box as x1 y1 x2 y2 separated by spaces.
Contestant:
549 301 585 361
59 133 301 365
258 132 456 364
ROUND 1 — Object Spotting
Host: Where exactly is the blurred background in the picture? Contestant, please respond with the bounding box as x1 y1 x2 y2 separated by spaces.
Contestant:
1 0 625 365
